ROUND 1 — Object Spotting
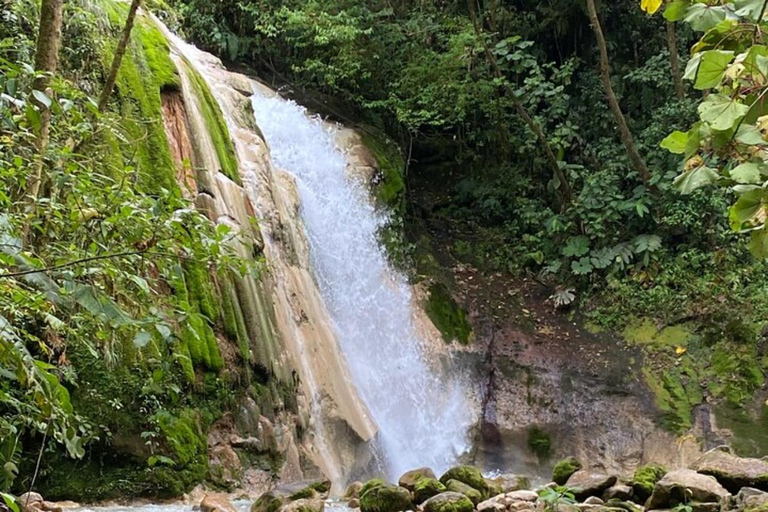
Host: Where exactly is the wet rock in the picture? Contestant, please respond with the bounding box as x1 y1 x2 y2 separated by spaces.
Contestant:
423 492 475 512
446 479 483 505
414 478 448 505
631 464 667 503
51 503 79 510
201 494 239 512
348 500 360 509
399 467 437 491
273 480 332 501
440 465 491 498
603 485 633 502
553 457 583 486
565 470 617 500
251 491 285 512
583 497 604 505
647 469 730 510
487 474 531 494
692 446 768 492
17 494 43 512
280 499 324 512
508 491 539 502
360 478 390 498
359 484 412 512
346 482 364 500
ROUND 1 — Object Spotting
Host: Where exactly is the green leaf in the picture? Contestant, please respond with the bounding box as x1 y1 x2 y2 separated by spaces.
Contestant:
735 124 765 145
729 188 768 229
571 257 593 275
684 53 703 81
562 236 590 257
31 89 51 109
133 330 152 348
156 323 172 340
674 165 719 193
664 0 691 21
742 46 768 78
730 162 764 183
694 50 734 89
698 95 750 131
1 493 19 512
633 234 662 253
747 228 768 258
684 3 729 31
661 131 689 153
734 0 766 20
589 247 615 269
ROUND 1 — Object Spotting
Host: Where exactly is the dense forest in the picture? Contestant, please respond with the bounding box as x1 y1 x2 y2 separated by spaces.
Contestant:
2 0 768 504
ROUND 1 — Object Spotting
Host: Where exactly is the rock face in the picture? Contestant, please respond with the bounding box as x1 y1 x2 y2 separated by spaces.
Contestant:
647 469 730 509
400 467 437 491
565 470 618 500
359 484 412 512
423 492 475 512
692 447 768 492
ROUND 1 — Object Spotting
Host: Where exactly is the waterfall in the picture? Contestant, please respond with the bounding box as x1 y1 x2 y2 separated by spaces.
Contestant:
250 90 476 480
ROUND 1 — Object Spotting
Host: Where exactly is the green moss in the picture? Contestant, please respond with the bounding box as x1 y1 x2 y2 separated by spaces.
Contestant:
184 61 240 184
713 402 768 457
623 318 694 352
361 478 389 498
708 344 765 405
642 364 702 433
423 493 474 512
360 130 405 211
220 272 251 365
439 466 490 498
527 426 552 459
552 456 582 485
252 492 285 512
425 282 471 345
445 480 482 505
414 478 447 504
631 464 666 502
359 484 412 512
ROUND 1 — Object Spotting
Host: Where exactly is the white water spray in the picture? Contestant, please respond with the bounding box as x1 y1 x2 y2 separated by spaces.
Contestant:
250 91 476 480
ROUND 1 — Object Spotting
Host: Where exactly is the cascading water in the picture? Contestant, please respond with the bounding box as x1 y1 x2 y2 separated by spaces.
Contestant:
250 90 476 480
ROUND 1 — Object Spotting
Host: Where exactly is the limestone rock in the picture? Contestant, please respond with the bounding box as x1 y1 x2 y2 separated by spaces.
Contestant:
440 465 491 498
280 499 324 512
487 474 532 494
414 478 448 505
346 482 364 500
565 470 618 500
359 484 412 512
17 494 43 512
446 479 483 505
399 467 436 491
603 485 633 502
734 487 768 512
647 469 730 510
692 447 768 492
508 491 539 502
251 491 285 512
423 492 475 512
553 457 583 486
201 494 239 512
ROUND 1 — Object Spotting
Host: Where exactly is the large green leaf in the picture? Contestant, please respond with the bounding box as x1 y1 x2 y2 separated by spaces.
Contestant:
664 0 691 21
698 95 750 131
684 3 730 31
729 188 768 229
674 165 719 193
735 0 766 20
735 124 765 145
661 131 688 153
694 50 734 89
730 162 764 184
748 228 768 258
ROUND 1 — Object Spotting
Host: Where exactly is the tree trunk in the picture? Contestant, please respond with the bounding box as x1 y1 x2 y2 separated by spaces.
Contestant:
667 21 685 100
98 0 142 111
25 0 64 220
466 0 572 209
585 0 653 186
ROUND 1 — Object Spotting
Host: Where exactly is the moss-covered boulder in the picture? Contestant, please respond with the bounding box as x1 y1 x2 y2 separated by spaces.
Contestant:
692 446 768 492
445 479 483 505
553 457 583 485
414 478 448 505
439 465 490 498
280 499 324 512
359 484 412 512
360 478 390 498
631 464 667 502
646 469 729 510
251 492 285 512
485 474 530 494
423 492 474 512
399 467 437 491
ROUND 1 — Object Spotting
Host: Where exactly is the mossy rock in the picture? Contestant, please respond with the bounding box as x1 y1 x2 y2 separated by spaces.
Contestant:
631 464 667 502
425 283 472 345
359 484 412 512
423 492 474 512
414 478 447 505
399 467 437 491
553 457 583 485
251 492 284 512
360 478 390 498
439 465 489 499
445 479 482 505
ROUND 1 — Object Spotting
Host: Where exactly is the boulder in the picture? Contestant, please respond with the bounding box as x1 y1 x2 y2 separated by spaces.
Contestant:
631 464 667 502
17 494 43 512
508 491 539 502
280 499 324 512
423 492 475 512
348 499 360 509
359 484 412 512
602 500 643 512
692 447 768 493
399 467 437 491
476 496 507 512
603 486 633 502
486 474 531 494
251 492 286 512
440 466 491 498
734 488 768 512
647 469 730 510
583 497 604 505
276 480 332 500
553 457 583 486
346 482 364 500
201 494 239 512
565 470 618 500
414 478 448 505
361 478 390 498
445 479 483 505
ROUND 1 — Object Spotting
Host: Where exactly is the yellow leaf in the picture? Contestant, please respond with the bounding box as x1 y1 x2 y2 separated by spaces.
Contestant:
675 346 687 355
641 0 663 14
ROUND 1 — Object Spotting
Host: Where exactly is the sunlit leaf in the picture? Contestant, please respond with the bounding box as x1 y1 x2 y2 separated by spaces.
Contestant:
674 165 719 193
694 50 734 89
698 95 750 131
661 131 688 153
641 0 663 14
730 162 764 184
